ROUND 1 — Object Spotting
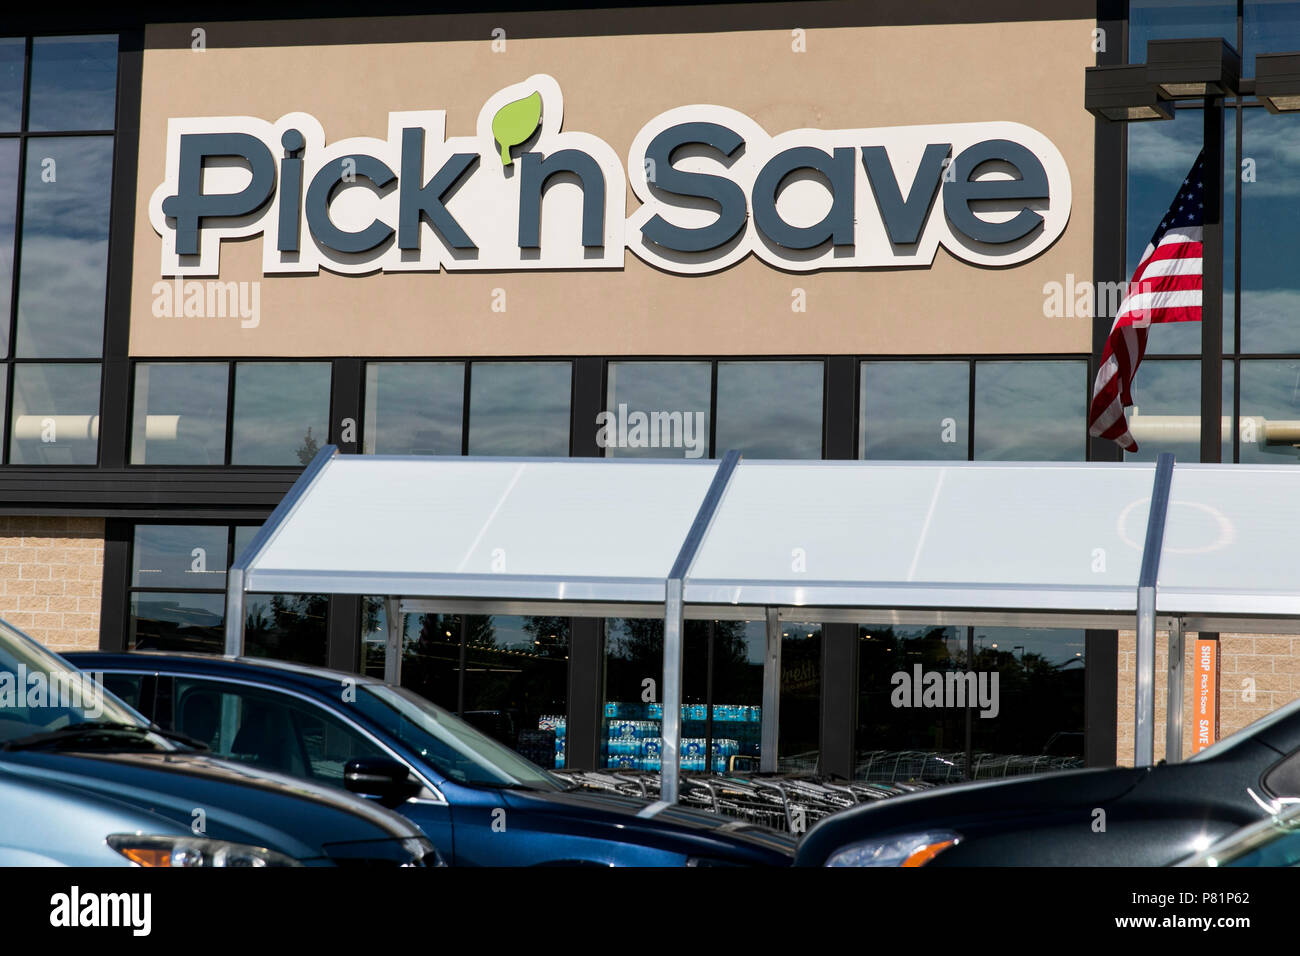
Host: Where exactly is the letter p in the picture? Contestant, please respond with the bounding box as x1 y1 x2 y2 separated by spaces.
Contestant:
161 133 277 256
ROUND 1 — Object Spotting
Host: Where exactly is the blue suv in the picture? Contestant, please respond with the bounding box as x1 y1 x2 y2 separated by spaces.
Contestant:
68 651 796 867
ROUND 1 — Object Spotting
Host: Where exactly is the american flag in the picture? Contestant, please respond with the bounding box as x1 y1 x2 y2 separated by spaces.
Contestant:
1088 151 1205 452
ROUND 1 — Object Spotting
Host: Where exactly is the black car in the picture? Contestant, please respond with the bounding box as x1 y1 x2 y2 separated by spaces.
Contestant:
796 698 1300 866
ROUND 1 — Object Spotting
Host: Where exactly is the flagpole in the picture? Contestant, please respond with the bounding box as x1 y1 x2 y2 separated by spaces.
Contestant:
1200 94 1225 465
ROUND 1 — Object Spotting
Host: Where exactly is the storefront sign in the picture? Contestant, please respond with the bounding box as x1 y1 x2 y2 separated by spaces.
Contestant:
150 74 1072 278
1192 637 1220 754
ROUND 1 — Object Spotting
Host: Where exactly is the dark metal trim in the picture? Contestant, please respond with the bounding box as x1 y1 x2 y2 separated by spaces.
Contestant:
565 615 603 770
819 621 857 780
98 516 131 651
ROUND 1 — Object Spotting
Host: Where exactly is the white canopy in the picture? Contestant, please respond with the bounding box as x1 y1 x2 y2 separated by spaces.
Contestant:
225 447 1297 796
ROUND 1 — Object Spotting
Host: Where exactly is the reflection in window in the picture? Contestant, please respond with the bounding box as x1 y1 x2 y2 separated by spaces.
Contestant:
132 525 228 589
1239 360 1300 464
973 361 1085 461
856 622 1085 786
1126 108 1233 356
244 593 328 666
777 622 821 774
230 363 330 465
27 35 118 132
392 609 569 766
0 38 24 132
363 362 463 455
715 361 822 459
1245 0 1300 62
860 361 969 459
129 590 224 654
15 137 114 358
1129 0 1236 63
9 363 100 464
131 363 228 464
467 362 570 456
1125 359 1233 463
1242 109 1300 354
605 361 711 459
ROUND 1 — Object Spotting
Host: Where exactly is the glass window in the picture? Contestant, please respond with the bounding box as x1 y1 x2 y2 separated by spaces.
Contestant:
363 362 463 455
9 362 100 464
0 38 25 133
856 622 1085 787
969 627 1086 776
973 361 1085 461
1126 359 1234 463
243 593 328 667
857 623 969 785
168 677 386 782
715 361 823 459
15 136 114 358
603 617 665 771
129 591 224 654
1245 1 1300 63
395 609 462 710
467 362 570 456
1129 1 1237 63
604 361 711 459
131 362 229 464
1126 107 1234 356
230 362 330 465
1239 359 1300 463
0 139 20 354
777 622 821 774
860 361 969 459
1241 109 1300 353
27 35 118 132
132 525 228 589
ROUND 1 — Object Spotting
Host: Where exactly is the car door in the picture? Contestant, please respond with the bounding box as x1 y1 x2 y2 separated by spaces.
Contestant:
152 674 456 857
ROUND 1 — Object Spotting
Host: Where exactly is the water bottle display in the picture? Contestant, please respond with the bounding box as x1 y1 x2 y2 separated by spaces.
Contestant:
596 700 758 771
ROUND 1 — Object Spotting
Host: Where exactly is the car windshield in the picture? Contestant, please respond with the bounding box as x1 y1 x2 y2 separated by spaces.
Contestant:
355 684 561 790
1186 695 1300 763
0 619 150 745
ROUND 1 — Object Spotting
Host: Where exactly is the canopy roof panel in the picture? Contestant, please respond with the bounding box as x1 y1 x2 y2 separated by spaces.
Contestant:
684 460 1157 611
243 455 718 602
1158 464 1300 616
235 450 1186 617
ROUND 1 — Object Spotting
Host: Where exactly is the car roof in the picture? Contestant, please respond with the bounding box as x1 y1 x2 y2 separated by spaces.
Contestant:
65 649 384 691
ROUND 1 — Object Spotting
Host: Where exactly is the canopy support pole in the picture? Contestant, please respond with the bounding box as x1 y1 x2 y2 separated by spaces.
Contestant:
1135 453 1175 768
661 450 742 803
760 607 782 773
224 568 245 657
1165 616 1185 763
384 596 404 685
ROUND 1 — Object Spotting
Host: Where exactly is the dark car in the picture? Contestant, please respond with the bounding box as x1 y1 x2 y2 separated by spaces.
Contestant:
795 698 1300 866
68 652 796 867
1 622 436 866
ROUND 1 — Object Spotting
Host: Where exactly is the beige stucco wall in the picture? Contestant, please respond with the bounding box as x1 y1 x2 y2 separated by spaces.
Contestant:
0 517 104 652
1116 630 1300 766
130 12 1097 358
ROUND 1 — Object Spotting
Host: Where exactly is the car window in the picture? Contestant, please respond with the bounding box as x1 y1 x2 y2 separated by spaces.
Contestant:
99 673 145 714
168 677 387 784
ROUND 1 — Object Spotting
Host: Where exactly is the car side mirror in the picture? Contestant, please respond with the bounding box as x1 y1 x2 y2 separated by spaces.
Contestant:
344 757 423 808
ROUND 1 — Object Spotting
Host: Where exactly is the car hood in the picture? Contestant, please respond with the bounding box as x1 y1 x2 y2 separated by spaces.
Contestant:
796 766 1149 865
0 750 426 861
497 785 796 862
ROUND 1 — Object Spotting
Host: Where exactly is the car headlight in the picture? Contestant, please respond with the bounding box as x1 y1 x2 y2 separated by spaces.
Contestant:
106 834 300 867
824 830 962 867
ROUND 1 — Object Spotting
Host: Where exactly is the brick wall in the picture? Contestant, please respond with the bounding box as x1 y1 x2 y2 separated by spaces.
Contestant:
0 516 104 652
1116 629 1300 765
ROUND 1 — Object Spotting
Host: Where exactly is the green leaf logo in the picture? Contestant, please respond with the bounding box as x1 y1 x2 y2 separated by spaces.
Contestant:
491 91 542 166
